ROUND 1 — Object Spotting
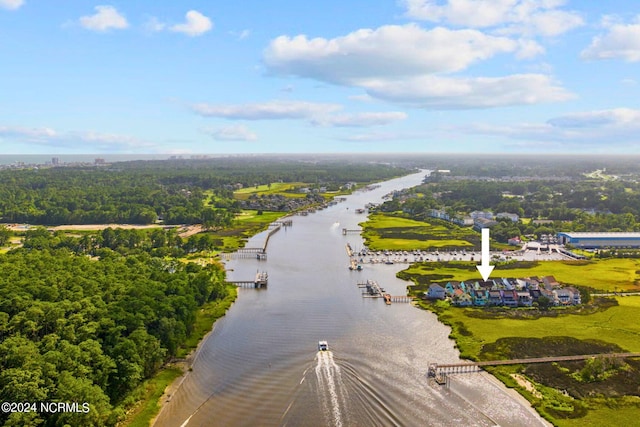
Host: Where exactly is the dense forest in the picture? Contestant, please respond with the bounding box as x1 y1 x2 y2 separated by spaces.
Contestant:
0 156 416 426
0 238 227 426
378 168 640 243
0 157 411 225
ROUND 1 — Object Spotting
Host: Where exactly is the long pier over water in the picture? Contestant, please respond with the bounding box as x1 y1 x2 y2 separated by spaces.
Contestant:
223 218 292 261
428 352 640 385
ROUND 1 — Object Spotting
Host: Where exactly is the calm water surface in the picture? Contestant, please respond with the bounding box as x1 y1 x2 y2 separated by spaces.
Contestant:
155 171 548 427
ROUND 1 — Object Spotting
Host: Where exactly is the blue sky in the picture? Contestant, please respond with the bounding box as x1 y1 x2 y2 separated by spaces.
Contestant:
0 0 639 155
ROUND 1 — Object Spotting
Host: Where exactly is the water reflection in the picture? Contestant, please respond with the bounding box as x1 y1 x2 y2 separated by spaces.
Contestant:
155 171 548 427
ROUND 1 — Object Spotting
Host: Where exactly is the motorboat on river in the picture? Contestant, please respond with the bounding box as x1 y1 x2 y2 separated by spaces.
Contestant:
318 340 329 351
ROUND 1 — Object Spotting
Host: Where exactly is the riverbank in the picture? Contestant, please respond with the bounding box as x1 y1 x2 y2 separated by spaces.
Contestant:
122 287 238 426
400 260 640 426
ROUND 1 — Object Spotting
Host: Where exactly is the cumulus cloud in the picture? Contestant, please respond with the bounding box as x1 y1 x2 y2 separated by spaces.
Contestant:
581 18 640 62
79 5 128 32
170 10 212 37
264 24 517 83
401 0 583 37
263 23 573 109
191 100 342 120
0 0 24 10
311 112 407 127
0 125 153 151
203 125 258 141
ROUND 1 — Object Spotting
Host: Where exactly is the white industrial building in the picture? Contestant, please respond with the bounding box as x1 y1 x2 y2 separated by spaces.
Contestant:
557 232 640 248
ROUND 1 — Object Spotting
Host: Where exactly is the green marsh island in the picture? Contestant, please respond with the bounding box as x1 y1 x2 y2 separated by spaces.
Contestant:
359 156 640 426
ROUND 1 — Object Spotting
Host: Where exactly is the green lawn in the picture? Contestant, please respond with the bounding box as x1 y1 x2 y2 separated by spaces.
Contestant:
402 258 640 292
400 257 640 426
555 398 640 427
233 182 307 200
361 212 479 251
439 296 640 357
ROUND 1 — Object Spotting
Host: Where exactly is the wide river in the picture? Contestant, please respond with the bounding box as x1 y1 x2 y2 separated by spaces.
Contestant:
154 171 549 427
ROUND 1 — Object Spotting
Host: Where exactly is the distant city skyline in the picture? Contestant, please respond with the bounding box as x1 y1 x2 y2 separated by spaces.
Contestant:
1 0 639 154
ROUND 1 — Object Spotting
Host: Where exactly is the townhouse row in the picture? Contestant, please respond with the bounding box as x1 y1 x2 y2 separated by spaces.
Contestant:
424 275 581 307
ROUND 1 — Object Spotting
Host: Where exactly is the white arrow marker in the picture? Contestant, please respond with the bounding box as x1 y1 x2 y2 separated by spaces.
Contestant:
476 228 495 281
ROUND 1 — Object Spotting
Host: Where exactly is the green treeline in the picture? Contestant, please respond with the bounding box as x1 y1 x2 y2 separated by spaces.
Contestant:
0 243 227 426
22 226 222 258
0 158 409 225
380 178 640 244
0 157 413 426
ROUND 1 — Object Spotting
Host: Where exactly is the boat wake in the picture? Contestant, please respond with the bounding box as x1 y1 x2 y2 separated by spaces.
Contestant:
315 350 348 427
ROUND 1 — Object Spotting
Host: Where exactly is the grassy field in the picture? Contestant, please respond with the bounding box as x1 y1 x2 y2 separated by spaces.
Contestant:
202 210 284 253
233 182 308 200
399 257 640 426
436 296 640 357
361 212 479 251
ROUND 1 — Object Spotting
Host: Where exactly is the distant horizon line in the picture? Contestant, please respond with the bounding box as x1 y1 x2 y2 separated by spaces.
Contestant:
3 152 640 158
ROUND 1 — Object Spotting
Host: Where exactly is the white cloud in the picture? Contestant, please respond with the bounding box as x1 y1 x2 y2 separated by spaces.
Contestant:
0 126 57 140
338 131 428 142
0 0 24 10
230 29 251 40
401 0 583 37
264 24 517 83
546 108 640 128
361 74 573 109
0 125 153 151
191 100 342 120
311 112 407 127
79 5 128 32
203 125 258 141
458 108 640 148
170 10 212 37
581 19 640 62
402 0 520 27
144 16 166 33
515 38 545 59
263 23 571 109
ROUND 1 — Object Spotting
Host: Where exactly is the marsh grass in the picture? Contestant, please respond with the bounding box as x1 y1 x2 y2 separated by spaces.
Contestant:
401 260 640 425
361 213 479 250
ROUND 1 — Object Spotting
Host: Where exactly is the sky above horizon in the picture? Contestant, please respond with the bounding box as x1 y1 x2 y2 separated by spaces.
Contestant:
1 1 639 155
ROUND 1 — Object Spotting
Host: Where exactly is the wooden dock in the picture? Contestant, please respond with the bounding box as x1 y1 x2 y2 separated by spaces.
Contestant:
228 271 268 289
356 281 412 304
387 295 412 303
427 352 640 385
342 228 362 235
223 219 291 260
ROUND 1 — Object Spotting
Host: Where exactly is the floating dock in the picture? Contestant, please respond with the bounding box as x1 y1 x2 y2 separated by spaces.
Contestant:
356 280 412 304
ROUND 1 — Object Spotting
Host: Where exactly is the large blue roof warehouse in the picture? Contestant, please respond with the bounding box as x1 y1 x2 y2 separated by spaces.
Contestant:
557 232 640 248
